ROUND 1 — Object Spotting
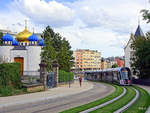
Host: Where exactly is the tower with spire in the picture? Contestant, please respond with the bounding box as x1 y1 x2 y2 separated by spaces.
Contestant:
134 19 144 37
124 19 144 71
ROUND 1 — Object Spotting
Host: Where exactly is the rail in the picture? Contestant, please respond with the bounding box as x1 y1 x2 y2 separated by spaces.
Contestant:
80 87 126 113
113 87 140 113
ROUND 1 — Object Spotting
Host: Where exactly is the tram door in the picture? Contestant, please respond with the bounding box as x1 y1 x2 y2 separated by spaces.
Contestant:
14 57 24 75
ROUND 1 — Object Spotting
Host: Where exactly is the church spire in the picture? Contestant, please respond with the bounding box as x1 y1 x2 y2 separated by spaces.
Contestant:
138 16 140 25
25 19 27 30
134 17 144 37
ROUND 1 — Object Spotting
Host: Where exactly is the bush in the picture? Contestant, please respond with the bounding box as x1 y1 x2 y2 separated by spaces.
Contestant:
59 70 74 83
0 63 22 88
0 86 14 96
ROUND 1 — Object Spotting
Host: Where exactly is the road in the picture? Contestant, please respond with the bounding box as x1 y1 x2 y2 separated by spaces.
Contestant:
0 82 114 113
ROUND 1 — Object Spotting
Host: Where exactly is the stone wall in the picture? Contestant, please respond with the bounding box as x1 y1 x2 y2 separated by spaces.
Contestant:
26 84 44 93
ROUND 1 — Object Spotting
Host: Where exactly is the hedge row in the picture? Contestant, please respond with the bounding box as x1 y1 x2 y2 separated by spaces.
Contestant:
59 70 74 83
0 63 22 88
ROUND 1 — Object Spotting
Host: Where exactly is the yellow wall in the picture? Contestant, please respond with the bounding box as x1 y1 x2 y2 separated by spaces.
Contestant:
73 49 101 70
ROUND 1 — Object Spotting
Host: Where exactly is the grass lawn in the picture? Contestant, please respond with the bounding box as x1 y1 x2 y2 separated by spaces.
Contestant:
91 86 136 113
60 84 123 113
123 86 150 113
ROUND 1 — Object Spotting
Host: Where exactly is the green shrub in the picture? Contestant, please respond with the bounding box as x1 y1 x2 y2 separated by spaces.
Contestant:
0 63 22 88
59 70 74 83
0 86 14 96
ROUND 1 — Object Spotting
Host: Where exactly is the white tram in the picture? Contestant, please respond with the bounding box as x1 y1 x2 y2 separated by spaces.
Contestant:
84 67 132 85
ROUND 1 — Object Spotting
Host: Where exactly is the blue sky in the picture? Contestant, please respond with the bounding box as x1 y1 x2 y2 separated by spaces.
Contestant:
0 0 150 57
0 0 12 10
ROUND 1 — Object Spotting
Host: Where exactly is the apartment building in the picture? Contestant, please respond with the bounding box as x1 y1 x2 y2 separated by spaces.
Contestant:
73 49 101 71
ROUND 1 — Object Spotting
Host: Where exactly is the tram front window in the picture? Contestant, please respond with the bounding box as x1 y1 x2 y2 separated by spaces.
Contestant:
121 70 128 80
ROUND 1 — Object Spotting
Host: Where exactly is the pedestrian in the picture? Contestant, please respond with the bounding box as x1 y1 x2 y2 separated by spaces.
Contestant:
79 75 82 87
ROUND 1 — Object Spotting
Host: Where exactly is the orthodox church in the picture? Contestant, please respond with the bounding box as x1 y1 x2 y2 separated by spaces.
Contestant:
124 23 144 71
0 22 44 74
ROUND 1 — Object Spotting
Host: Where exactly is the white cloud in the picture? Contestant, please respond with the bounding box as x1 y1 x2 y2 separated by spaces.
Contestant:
14 0 75 27
0 0 150 57
0 24 4 29
72 0 149 34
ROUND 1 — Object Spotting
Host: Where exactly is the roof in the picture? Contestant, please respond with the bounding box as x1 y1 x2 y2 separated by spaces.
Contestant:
134 25 144 37
28 34 39 41
39 39 44 46
2 33 13 41
12 39 19 46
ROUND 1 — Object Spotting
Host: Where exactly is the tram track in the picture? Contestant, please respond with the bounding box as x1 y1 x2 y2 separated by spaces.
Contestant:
80 87 126 113
113 87 139 113
91 86 137 113
61 84 124 113
61 82 149 113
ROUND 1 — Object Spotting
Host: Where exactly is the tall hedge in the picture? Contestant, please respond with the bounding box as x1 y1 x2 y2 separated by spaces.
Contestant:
0 63 22 88
59 70 74 83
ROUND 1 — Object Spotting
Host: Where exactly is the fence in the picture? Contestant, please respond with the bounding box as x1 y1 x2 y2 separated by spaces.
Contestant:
23 71 40 76
22 71 40 85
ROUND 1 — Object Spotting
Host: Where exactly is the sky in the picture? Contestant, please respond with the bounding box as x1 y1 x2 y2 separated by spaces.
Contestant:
0 0 150 57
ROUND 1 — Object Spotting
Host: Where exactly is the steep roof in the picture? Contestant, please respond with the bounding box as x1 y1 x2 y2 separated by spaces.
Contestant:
134 25 144 37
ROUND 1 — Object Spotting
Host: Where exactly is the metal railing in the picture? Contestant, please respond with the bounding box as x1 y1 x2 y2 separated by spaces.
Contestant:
22 71 40 85
23 71 40 76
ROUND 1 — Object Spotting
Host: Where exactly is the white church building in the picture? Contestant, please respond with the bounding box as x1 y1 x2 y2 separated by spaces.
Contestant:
0 22 44 75
124 24 144 71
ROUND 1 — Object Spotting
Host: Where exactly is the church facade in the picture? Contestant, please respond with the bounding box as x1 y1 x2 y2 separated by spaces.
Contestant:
0 22 44 74
124 24 144 71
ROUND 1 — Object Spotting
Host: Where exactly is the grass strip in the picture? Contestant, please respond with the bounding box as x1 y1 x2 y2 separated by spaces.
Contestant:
123 86 150 113
60 84 123 113
91 86 136 113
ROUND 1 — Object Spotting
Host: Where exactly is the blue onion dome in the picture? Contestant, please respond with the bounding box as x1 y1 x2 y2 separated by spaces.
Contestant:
28 34 39 41
12 39 19 46
2 33 13 41
39 39 44 46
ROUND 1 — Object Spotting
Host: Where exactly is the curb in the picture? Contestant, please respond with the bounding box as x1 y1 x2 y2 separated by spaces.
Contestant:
0 81 94 109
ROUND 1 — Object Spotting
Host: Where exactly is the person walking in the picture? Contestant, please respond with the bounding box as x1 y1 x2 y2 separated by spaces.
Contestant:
79 75 82 87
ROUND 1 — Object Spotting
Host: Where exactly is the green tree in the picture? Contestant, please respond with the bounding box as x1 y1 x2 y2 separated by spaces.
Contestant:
0 32 3 46
41 26 56 71
141 9 150 23
131 34 150 79
57 38 74 72
41 26 74 72
141 0 150 23
112 63 118 68
43 26 62 52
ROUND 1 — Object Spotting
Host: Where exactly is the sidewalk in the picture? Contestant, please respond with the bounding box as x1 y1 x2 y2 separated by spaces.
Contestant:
0 81 93 108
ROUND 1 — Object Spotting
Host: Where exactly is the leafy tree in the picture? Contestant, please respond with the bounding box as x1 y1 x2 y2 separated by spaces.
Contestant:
53 33 62 52
43 26 62 52
141 0 150 23
41 27 56 71
141 9 150 23
112 63 118 68
131 34 150 79
41 26 74 72
0 32 3 46
57 38 74 72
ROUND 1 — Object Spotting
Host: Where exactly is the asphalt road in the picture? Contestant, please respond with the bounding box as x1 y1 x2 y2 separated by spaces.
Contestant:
0 82 114 113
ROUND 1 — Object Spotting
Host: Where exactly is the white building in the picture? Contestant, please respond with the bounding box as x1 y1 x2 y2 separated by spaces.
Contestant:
0 22 44 75
124 24 144 70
